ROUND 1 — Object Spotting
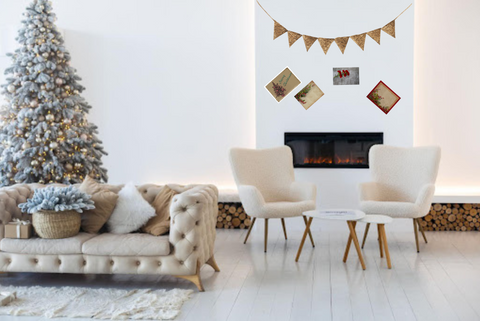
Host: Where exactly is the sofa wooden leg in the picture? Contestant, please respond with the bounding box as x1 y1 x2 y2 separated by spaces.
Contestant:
206 256 220 272
417 218 428 243
413 219 420 253
243 217 256 244
175 261 204 292
361 223 370 249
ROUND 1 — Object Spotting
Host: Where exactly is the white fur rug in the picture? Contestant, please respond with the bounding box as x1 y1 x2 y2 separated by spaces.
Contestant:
0 285 193 320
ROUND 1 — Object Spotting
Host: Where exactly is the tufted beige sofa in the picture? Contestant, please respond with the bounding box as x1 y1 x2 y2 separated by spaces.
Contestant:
0 183 219 291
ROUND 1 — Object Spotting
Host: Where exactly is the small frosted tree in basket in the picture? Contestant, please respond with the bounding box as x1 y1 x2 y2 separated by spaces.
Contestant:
0 0 108 186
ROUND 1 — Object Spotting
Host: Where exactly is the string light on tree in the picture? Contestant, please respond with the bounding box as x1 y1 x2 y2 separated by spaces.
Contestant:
0 0 108 186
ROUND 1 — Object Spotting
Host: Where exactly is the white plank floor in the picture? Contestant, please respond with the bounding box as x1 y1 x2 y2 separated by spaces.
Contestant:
1 219 480 321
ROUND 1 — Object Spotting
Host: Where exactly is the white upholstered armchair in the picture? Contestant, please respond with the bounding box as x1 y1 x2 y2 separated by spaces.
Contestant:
229 146 316 252
359 145 441 252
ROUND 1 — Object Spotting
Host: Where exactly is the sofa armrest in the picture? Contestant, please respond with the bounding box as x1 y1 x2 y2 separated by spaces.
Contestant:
359 182 381 202
169 184 218 271
415 184 436 217
289 182 317 202
0 185 32 239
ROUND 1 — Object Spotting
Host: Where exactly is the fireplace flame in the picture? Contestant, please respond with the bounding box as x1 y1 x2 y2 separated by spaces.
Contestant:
303 156 365 165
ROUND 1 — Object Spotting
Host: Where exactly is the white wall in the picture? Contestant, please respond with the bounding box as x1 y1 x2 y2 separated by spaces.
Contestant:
0 0 255 187
414 0 480 196
256 0 414 208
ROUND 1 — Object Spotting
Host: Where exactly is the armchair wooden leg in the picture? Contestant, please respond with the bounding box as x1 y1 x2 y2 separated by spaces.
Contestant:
281 218 287 240
413 219 420 253
302 216 315 247
361 223 370 249
175 261 204 292
416 218 428 243
264 219 269 253
243 217 256 244
206 255 220 272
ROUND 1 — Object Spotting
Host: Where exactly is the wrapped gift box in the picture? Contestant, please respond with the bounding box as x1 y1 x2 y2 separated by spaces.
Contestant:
4 220 33 239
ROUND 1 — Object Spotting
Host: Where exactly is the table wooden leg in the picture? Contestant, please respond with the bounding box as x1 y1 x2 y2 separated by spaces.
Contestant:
377 224 384 258
361 223 370 249
343 231 353 263
347 221 366 270
379 224 392 269
295 217 313 262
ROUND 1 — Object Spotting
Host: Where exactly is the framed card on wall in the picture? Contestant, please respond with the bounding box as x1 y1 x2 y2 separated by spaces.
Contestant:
333 67 360 85
294 81 324 110
367 81 401 114
265 67 301 102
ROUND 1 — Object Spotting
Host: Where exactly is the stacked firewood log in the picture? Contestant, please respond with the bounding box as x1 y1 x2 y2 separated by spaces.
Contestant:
216 203 251 229
419 203 480 231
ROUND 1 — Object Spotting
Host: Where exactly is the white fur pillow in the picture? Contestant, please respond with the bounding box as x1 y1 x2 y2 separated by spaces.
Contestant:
107 182 156 234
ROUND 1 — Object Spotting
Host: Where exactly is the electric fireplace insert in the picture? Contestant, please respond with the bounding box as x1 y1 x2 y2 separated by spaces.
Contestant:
285 132 383 168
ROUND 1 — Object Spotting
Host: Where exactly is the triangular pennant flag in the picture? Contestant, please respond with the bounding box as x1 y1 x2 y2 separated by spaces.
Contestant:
350 33 367 51
317 38 335 54
287 31 302 47
273 21 288 40
335 36 349 54
368 28 381 44
382 20 396 38
303 35 317 52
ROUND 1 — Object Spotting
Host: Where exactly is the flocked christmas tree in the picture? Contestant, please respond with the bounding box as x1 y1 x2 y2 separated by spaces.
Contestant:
0 0 108 186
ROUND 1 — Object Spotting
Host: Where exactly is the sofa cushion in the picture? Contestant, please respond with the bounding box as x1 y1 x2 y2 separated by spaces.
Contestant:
142 186 177 236
82 233 171 256
106 182 156 234
79 176 119 234
0 233 96 255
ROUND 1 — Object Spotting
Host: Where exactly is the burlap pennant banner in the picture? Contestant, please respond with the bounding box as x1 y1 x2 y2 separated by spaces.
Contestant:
367 28 381 45
303 35 317 51
350 33 367 51
256 0 412 54
382 20 396 38
287 31 302 47
273 21 288 40
317 38 335 55
335 37 349 54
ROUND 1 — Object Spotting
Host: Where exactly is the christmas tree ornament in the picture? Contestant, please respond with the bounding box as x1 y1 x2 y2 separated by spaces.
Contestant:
45 114 54 121
30 100 38 107
7 85 16 93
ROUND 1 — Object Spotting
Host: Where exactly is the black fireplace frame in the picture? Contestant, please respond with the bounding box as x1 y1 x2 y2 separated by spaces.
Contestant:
284 132 384 169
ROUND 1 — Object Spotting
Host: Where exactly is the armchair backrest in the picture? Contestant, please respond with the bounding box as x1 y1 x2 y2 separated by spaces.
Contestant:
229 146 295 202
369 145 441 202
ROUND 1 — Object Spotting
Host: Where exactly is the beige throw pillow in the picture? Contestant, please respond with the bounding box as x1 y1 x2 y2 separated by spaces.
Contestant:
79 176 119 234
142 186 178 236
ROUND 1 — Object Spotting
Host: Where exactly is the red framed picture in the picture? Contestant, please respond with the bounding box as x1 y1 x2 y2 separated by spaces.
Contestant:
366 81 401 114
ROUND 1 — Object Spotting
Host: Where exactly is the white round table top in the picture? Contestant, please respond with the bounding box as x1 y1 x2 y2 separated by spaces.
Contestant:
358 214 393 224
303 209 365 221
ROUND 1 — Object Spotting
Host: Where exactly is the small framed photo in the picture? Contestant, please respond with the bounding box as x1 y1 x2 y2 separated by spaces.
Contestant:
367 81 401 114
294 81 324 110
333 67 360 85
265 67 301 102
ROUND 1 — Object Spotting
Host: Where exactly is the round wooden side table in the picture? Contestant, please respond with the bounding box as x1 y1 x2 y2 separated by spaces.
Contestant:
358 214 393 269
296 209 366 270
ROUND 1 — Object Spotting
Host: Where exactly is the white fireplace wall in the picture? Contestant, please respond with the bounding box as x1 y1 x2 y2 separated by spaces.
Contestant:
255 0 414 208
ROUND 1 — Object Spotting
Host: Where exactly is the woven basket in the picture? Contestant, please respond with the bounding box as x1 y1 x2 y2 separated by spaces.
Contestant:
32 210 81 239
